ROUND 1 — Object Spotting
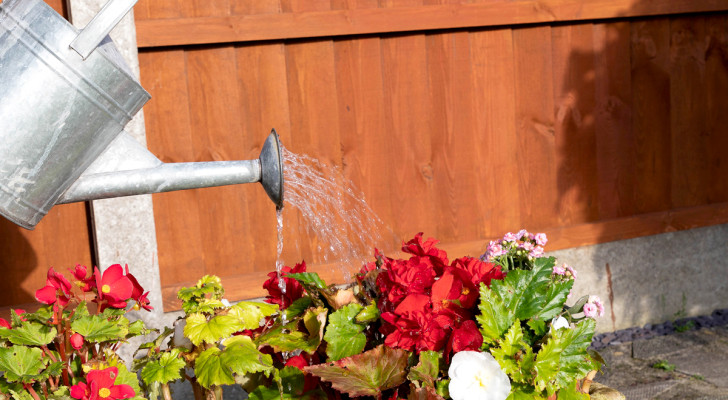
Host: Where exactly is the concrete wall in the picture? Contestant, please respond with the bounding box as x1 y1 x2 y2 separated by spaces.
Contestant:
550 224 728 333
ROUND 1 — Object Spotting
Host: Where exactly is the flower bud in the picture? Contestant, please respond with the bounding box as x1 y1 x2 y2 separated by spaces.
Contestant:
70 333 84 350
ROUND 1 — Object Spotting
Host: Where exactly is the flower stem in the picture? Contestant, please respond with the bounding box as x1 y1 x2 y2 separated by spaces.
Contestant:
23 384 41 400
162 384 173 400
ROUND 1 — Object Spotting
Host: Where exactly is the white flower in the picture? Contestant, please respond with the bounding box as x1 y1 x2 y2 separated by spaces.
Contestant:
551 316 570 331
448 351 511 400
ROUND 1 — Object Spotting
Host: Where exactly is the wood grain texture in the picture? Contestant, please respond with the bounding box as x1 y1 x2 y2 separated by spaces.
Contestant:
134 0 728 47
705 15 728 203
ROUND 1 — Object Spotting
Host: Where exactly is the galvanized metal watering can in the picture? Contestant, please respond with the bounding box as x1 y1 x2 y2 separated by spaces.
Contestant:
0 0 284 230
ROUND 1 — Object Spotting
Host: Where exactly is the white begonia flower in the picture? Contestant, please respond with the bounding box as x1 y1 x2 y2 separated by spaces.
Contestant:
448 351 511 400
551 316 570 331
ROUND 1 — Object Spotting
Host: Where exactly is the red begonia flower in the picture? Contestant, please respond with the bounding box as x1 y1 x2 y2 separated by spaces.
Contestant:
35 267 73 307
447 320 483 353
94 265 133 311
71 264 97 292
0 318 10 329
401 233 449 273
285 353 320 392
454 256 505 288
263 262 306 309
431 266 478 311
70 333 85 350
70 367 135 400
125 265 153 311
381 311 448 353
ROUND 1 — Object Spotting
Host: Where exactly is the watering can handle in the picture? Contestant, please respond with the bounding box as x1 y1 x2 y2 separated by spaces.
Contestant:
70 0 138 59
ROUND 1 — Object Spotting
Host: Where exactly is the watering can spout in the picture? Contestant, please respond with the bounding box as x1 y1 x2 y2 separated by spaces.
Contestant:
57 130 285 209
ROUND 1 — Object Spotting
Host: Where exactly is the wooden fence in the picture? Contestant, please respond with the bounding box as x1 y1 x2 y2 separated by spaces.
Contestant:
2 0 728 311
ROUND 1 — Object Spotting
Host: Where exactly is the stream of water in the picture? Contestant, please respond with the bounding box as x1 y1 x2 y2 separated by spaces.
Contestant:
276 146 391 283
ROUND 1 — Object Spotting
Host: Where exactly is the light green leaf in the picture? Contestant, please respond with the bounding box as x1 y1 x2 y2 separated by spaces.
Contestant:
47 387 73 400
71 315 126 343
556 380 590 400
491 322 534 384
534 279 573 321
407 351 439 388
306 345 408 396
221 336 274 376
194 347 235 388
355 302 379 323
286 272 328 290
477 284 515 344
228 301 278 331
183 313 242 346
324 304 365 361
256 321 319 354
554 318 600 388
0 346 47 383
141 349 186 385
533 335 562 394
0 321 56 346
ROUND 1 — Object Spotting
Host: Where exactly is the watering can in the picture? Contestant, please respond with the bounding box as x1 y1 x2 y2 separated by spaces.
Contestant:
0 0 284 230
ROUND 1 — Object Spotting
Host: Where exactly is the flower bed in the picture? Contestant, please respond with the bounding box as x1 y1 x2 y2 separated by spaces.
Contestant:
0 231 608 400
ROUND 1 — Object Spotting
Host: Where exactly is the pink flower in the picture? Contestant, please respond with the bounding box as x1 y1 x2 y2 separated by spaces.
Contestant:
583 303 599 318
519 241 534 252
529 246 545 258
94 265 133 311
534 233 548 246
502 232 518 242
553 264 566 275
35 267 73 307
565 264 577 279
588 295 605 317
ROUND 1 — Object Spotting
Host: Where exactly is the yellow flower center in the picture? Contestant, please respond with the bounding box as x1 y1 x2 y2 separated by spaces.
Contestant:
98 388 111 398
474 370 491 388
101 284 111 294
461 288 470 296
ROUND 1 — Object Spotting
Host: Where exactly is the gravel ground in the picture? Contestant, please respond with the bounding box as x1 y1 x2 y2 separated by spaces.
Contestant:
590 308 728 350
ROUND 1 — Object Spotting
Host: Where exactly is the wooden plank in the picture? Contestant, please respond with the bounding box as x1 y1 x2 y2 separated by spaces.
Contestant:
380 32 436 239
134 0 728 47
469 28 520 237
234 42 291 271
231 0 281 16
705 15 728 203
426 31 481 241
184 46 254 278
138 49 205 288
332 36 398 251
160 200 728 309
593 22 635 219
513 26 558 230
631 18 671 214
670 16 710 209
551 23 599 226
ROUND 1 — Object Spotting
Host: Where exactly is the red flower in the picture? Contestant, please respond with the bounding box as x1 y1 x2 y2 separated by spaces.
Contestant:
401 233 449 273
35 267 73 307
376 258 437 313
284 354 320 392
447 320 483 353
431 266 478 312
263 262 306 309
125 265 153 311
70 367 135 400
70 333 85 350
454 257 505 288
71 264 97 292
0 318 9 329
381 310 448 353
94 265 133 311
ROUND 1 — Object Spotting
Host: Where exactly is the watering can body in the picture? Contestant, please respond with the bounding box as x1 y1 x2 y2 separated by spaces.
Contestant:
0 0 284 230
0 0 149 229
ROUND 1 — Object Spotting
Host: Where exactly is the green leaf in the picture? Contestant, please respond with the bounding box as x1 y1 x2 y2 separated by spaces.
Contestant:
127 319 152 338
141 349 186 385
477 284 515 344
71 315 126 343
303 307 327 348
184 313 242 346
306 345 409 396
8 390 34 400
228 301 278 331
534 279 573 321
491 322 534 384
0 321 56 346
71 301 91 321
256 321 312 352
286 272 328 290
47 387 73 400
355 302 379 324
324 304 365 361
221 335 274 377
554 318 599 388
491 257 554 321
0 346 47 383
248 367 327 400
533 335 563 394
557 380 590 400
194 347 235 388
112 363 145 400
527 319 547 339
281 297 313 320
407 351 439 388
